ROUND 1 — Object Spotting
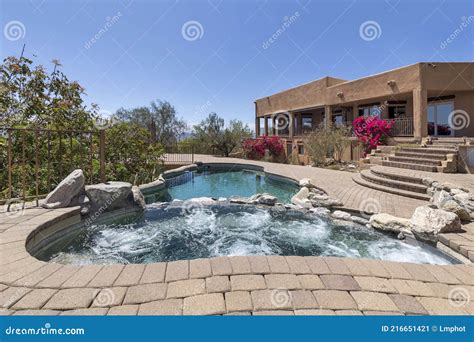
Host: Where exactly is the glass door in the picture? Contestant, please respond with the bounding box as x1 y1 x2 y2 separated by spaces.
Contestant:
427 102 454 136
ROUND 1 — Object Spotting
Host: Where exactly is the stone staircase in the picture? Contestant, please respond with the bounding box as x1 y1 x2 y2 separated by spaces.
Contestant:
352 167 431 201
381 142 459 173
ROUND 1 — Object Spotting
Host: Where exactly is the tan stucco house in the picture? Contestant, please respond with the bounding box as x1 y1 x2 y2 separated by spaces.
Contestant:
254 62 474 159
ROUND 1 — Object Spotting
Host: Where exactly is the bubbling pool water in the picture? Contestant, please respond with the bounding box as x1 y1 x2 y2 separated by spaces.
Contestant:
41 205 456 265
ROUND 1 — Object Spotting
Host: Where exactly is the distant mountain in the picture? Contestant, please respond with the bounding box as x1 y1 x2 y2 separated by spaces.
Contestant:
178 131 193 141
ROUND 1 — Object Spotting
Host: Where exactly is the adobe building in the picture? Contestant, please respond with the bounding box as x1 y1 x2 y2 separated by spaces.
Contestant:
254 62 474 165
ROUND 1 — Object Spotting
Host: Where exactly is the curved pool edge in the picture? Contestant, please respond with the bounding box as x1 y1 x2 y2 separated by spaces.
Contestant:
139 162 300 196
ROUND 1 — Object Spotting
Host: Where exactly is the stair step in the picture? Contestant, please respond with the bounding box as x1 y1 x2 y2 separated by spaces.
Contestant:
426 145 458 150
371 167 424 184
431 138 465 144
400 147 457 155
387 156 442 166
352 174 431 201
394 151 447 160
381 160 438 172
360 169 428 194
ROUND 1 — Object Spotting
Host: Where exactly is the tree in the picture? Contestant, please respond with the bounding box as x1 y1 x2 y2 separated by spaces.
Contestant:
115 100 187 146
105 122 164 185
304 124 351 166
193 113 252 157
0 54 164 200
0 56 96 130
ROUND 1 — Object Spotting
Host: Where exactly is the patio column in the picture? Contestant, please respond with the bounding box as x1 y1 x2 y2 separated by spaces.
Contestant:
413 88 428 139
264 115 268 135
352 104 358 121
324 105 332 127
255 116 260 137
289 112 295 138
273 115 277 136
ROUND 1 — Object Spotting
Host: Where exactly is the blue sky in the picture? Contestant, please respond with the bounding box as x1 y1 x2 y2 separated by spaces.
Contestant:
1 0 473 130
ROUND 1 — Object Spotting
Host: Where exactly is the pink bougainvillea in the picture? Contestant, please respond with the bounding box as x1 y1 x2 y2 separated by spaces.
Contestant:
242 135 284 160
353 116 394 155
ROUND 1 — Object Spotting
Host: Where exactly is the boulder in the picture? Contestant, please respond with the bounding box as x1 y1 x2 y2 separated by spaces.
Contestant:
230 197 251 204
309 207 331 216
430 189 452 208
291 187 312 209
230 193 277 206
453 192 473 205
299 178 313 188
69 193 90 215
438 199 471 222
410 205 462 242
85 181 133 213
351 216 369 225
421 177 435 187
298 178 326 194
369 213 412 235
450 188 466 196
310 197 343 208
437 182 469 193
331 210 352 221
42 169 85 209
132 186 146 209
309 193 329 201
250 193 278 206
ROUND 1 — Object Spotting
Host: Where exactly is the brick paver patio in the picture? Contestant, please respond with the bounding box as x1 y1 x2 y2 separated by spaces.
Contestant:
0 159 473 315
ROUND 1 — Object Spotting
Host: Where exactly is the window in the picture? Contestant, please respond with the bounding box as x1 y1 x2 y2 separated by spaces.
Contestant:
428 101 454 136
298 145 305 155
301 115 313 133
388 105 406 119
287 143 293 156
266 116 273 136
258 117 264 136
358 103 382 118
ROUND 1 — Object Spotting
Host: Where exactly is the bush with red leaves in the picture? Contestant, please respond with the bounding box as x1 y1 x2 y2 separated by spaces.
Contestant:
353 116 394 155
242 135 284 160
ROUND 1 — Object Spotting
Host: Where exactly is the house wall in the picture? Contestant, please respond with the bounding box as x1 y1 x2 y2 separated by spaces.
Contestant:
452 91 474 137
255 62 474 141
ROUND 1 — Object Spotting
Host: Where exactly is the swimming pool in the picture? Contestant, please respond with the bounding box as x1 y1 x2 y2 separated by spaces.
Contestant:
158 170 299 203
39 204 457 265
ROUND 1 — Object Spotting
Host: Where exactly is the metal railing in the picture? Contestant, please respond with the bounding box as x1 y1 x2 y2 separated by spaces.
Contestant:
162 144 195 165
0 127 105 205
385 117 414 137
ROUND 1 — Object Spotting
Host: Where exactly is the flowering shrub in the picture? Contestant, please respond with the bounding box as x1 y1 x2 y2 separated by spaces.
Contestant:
353 116 394 155
242 135 284 160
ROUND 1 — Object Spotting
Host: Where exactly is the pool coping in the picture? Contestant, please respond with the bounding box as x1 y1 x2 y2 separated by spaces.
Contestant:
0 161 473 315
